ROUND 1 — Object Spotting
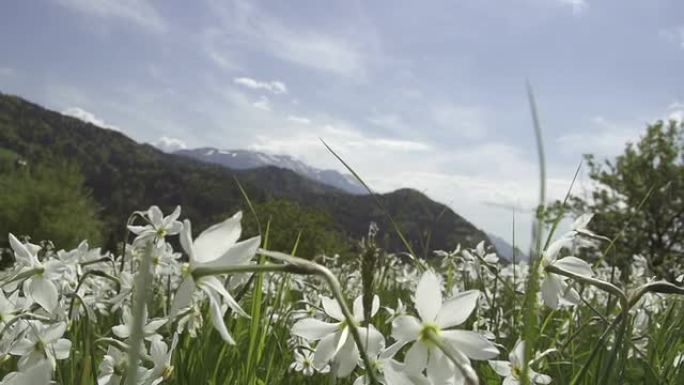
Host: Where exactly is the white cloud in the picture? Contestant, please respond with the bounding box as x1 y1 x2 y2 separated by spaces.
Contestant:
61 107 121 131
53 0 166 32
248 123 431 161
287 115 311 124
153 136 187 153
667 101 684 124
206 0 368 78
252 96 272 111
367 113 411 134
659 27 684 48
556 116 640 158
234 77 287 94
431 105 488 140
558 0 589 15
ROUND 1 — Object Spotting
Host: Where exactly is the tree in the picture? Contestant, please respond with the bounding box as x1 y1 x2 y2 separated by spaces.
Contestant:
0 158 104 265
241 199 351 258
553 120 683 281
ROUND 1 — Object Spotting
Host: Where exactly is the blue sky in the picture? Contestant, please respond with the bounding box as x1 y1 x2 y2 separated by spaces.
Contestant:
1 0 683 250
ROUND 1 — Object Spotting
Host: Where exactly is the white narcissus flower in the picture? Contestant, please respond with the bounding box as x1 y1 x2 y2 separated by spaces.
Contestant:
540 237 593 309
144 334 179 385
489 340 551 385
9 321 71 370
170 212 261 344
0 291 19 328
128 206 183 244
0 359 52 385
112 306 166 342
97 346 127 385
292 294 382 378
9 234 65 312
289 349 317 376
390 270 498 384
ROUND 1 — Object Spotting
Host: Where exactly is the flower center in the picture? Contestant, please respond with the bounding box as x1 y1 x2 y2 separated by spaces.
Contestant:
418 322 441 344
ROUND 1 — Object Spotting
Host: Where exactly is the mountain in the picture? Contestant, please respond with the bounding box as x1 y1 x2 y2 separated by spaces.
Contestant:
487 232 528 262
174 148 366 195
0 92 494 256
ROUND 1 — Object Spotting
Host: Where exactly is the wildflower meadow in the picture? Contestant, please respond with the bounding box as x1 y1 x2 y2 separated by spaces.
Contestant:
0 200 683 385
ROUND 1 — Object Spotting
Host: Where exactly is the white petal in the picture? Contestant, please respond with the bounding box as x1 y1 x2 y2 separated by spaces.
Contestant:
442 330 499 360
9 339 34 356
363 325 386 357
404 342 428 374
435 289 480 328
198 236 260 269
553 257 593 277
391 315 421 342
313 333 338 369
30 277 58 312
352 295 380 322
489 360 512 377
321 296 344 321
148 206 163 226
198 276 247 317
150 339 168 365
291 319 339 340
170 277 195 318
42 322 66 343
334 335 359 377
426 348 454 384
415 271 442 322
53 339 72 360
144 319 167 335
5 359 51 385
9 234 36 265
541 275 562 309
384 360 430 385
531 371 552 384
180 220 195 262
112 325 130 339
193 212 242 263
509 339 525 367
206 290 235 344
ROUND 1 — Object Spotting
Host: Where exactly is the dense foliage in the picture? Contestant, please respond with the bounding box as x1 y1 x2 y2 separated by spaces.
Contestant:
0 157 103 265
551 120 684 280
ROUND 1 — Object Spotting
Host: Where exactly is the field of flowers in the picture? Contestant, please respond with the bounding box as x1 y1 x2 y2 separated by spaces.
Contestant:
0 205 683 385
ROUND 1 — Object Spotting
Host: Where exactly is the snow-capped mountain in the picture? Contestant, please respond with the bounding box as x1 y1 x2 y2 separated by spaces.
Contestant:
174 148 367 195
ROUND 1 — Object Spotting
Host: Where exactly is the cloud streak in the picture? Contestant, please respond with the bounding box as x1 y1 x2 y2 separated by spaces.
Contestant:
61 107 121 131
53 0 166 32
234 77 287 94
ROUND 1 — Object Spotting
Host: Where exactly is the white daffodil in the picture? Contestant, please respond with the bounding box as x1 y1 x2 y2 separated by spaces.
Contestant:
169 212 260 344
383 299 406 324
292 294 382 377
9 234 65 312
144 334 179 385
9 321 71 370
97 345 147 385
539 237 593 309
97 346 127 385
489 340 551 385
390 270 498 383
0 291 19 328
0 359 52 385
289 349 317 376
112 306 166 341
128 206 183 244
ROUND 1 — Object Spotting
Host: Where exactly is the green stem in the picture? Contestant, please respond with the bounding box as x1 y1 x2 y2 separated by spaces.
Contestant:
258 249 381 385
125 241 154 385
